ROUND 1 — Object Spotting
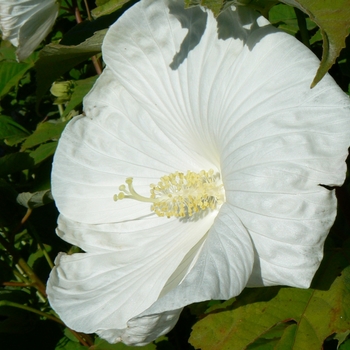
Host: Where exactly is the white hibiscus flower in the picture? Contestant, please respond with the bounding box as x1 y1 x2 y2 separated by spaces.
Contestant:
47 0 350 346
0 0 59 61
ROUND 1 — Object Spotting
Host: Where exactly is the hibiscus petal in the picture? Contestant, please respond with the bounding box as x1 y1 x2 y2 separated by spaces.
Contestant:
0 0 59 61
48 204 254 345
101 0 266 165
97 309 182 345
215 22 350 287
136 203 254 316
48 0 350 345
52 70 215 225
47 210 215 332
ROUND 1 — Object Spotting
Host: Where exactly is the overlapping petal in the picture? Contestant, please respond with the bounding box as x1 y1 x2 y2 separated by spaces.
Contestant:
47 204 253 344
139 203 254 312
97 309 183 345
48 0 350 345
100 0 350 289
0 0 59 60
215 26 350 287
47 211 214 333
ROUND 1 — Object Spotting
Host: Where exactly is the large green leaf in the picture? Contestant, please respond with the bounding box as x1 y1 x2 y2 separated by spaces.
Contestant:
340 339 350 350
269 3 316 36
0 60 33 98
29 141 58 165
55 336 88 350
189 242 350 349
92 0 132 18
184 0 277 17
0 115 30 145
280 0 350 86
0 153 34 177
21 121 68 150
35 29 106 104
93 338 156 349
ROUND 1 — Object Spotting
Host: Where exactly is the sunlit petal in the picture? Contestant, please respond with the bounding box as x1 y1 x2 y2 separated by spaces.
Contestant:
47 211 214 332
48 0 350 345
0 0 59 60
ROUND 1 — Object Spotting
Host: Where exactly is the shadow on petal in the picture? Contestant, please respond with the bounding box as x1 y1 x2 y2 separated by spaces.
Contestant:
217 5 268 49
169 4 208 69
169 2 269 70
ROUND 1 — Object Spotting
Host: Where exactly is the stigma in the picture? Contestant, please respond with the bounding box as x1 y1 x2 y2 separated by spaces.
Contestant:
114 169 225 218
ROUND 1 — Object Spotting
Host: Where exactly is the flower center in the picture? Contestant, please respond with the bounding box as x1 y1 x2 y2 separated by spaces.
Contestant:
114 169 225 218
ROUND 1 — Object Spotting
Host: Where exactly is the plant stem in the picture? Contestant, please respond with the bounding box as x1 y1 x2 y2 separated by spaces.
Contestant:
73 0 102 75
18 258 47 297
0 300 64 325
12 268 30 284
69 329 94 347
294 8 310 48
58 103 64 116
0 234 47 297
2 281 31 287
28 222 54 269
84 0 92 21
11 208 32 241
91 56 102 75
0 301 93 346
50 309 94 347
42 246 55 269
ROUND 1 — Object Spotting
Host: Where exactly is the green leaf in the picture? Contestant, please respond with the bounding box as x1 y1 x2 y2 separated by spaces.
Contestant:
31 160 54 191
29 142 58 165
0 153 34 177
0 115 30 145
184 0 224 16
269 3 316 36
189 242 350 350
60 12 125 46
27 248 45 268
93 338 157 350
17 189 53 209
274 323 298 349
338 36 350 79
246 321 297 349
280 0 350 86
0 60 33 98
334 330 350 348
92 0 132 18
55 336 88 350
62 76 98 118
21 121 68 150
184 0 277 17
96 0 110 5
35 29 107 104
340 338 350 350
55 328 89 349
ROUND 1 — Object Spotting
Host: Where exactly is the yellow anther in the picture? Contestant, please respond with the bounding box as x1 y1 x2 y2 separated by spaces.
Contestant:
114 170 225 218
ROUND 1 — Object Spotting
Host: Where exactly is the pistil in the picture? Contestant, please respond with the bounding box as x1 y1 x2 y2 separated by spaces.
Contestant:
114 170 225 218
